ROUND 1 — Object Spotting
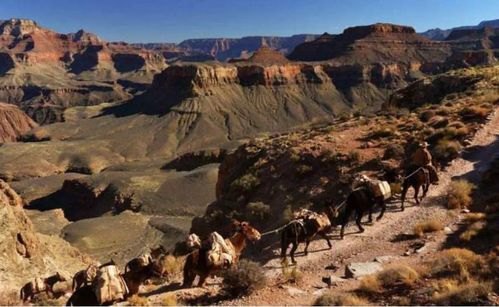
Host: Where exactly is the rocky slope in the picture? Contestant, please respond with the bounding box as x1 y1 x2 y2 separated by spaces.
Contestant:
0 18 166 124
0 179 87 299
0 102 37 143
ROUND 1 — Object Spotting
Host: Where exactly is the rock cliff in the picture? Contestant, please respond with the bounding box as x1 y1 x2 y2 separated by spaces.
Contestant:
0 19 166 124
0 102 37 143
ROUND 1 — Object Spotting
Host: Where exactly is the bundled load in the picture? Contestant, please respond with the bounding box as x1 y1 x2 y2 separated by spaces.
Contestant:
93 265 129 305
293 208 331 231
206 232 235 269
352 174 391 200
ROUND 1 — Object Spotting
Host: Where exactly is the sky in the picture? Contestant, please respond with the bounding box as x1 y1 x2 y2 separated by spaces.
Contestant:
0 0 498 43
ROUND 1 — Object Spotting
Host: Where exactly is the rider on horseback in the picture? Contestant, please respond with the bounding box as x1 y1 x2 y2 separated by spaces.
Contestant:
410 142 439 185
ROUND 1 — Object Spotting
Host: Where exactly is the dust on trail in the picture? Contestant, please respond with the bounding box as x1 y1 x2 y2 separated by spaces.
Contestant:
147 107 499 305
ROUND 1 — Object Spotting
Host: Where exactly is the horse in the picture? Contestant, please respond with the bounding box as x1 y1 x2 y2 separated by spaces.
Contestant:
400 166 430 211
182 220 261 288
330 187 385 240
20 272 67 302
280 210 333 264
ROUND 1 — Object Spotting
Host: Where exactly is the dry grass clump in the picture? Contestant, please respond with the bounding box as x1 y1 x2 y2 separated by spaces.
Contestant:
433 140 461 162
428 115 449 128
313 292 369 306
413 219 444 237
446 180 475 209
462 212 486 222
459 221 485 242
431 280 492 305
282 265 303 284
428 248 485 280
359 265 419 294
128 295 149 306
160 293 178 306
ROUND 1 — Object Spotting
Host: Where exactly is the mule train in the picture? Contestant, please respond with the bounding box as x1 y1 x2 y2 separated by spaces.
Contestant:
18 142 437 302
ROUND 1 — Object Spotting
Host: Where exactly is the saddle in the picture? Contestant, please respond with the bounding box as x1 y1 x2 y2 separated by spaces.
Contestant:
93 265 129 304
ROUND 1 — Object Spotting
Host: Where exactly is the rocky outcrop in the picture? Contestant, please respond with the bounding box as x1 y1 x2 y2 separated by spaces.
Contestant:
419 18 499 40
0 179 87 295
0 18 166 124
0 103 37 143
288 23 451 64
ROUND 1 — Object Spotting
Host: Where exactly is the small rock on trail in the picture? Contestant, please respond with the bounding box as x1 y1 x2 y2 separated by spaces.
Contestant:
345 261 383 278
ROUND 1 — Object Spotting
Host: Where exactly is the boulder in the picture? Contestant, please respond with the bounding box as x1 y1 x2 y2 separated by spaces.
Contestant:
345 261 383 278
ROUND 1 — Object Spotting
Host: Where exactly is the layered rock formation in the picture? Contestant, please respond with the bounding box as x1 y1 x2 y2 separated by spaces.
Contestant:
288 23 451 63
177 34 318 60
0 18 166 124
420 18 499 40
0 102 37 143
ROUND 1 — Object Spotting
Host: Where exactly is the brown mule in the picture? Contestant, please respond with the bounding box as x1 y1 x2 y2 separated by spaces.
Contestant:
20 272 67 302
401 166 430 211
182 220 261 288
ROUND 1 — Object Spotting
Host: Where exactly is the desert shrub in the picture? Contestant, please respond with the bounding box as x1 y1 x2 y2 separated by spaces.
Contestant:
413 219 444 237
245 202 271 221
433 140 461 162
222 260 266 297
161 293 177 306
159 254 184 278
348 151 361 164
281 265 303 284
428 116 449 128
383 144 405 160
368 127 395 140
314 293 368 306
231 173 260 192
429 248 485 280
447 121 466 129
128 295 149 306
459 105 490 120
296 164 313 175
419 109 436 122
446 180 475 209
431 280 492 305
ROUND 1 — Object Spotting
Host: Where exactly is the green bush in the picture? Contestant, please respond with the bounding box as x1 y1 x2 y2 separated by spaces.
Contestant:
245 202 271 221
222 260 267 297
231 173 260 192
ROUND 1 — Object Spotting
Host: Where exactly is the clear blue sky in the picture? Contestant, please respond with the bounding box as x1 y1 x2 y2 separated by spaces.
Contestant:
1 0 497 43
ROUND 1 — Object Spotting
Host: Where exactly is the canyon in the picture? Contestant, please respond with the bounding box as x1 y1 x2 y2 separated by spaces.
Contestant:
0 16 498 304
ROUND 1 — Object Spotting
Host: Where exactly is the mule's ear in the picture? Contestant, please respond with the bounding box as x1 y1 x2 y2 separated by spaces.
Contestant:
231 219 241 227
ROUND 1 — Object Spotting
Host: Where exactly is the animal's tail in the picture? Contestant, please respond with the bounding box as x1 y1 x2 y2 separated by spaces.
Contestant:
19 287 25 301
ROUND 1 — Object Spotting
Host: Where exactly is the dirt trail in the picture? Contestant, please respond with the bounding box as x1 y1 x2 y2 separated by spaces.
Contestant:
148 107 499 305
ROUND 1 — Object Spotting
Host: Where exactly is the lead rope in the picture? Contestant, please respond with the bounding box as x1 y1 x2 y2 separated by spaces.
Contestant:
403 166 424 180
260 220 302 237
